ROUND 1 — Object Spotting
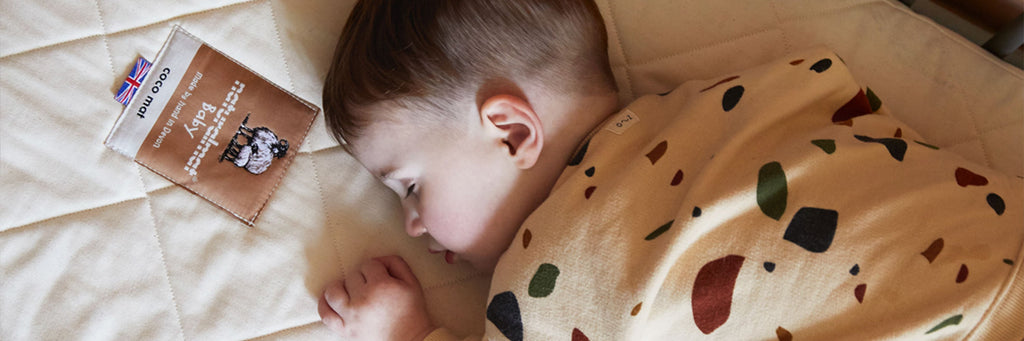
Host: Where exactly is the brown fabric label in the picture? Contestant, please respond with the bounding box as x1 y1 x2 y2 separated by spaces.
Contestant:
106 27 318 225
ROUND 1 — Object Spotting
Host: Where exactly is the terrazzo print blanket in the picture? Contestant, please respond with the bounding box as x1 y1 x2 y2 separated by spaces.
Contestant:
439 48 1024 341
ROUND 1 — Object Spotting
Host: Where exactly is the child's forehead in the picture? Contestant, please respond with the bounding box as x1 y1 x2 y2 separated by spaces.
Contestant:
345 100 471 166
347 122 407 159
349 143 402 182
346 118 427 173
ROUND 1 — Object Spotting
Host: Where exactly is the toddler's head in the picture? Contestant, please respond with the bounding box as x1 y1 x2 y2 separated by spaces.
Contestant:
323 0 617 271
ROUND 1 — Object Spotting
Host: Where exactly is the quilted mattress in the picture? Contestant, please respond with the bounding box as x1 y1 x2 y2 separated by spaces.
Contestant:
1 0 1021 339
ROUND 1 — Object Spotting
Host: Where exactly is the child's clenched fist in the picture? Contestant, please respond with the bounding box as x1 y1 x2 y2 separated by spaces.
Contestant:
318 256 434 341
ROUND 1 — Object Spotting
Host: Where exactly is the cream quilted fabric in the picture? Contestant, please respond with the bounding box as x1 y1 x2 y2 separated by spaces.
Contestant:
1 0 1020 339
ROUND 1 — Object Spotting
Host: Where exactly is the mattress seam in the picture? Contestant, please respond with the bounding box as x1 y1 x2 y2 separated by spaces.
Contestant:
307 142 347 281
622 1 876 67
1 196 149 233
622 0 1023 83
768 0 793 55
265 0 297 93
423 271 490 291
0 0 259 60
878 0 1024 78
876 0 1007 172
134 165 187 340
601 0 635 101
626 28 780 68
775 0 887 30
90 0 116 75
938 121 1024 147
144 180 178 196
861 4 998 171
299 146 341 156
944 83 995 169
240 320 322 340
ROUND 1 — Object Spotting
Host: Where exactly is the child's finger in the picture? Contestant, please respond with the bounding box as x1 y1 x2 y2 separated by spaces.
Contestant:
318 293 345 333
360 258 389 283
376 255 419 286
343 271 366 298
323 280 350 313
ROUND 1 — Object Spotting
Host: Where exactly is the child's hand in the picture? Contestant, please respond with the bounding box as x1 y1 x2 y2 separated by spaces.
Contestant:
318 256 434 341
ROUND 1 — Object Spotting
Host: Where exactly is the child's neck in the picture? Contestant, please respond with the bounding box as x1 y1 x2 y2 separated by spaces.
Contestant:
518 88 620 209
540 90 620 166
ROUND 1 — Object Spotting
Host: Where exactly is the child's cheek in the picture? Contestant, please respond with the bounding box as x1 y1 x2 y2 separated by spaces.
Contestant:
422 202 480 252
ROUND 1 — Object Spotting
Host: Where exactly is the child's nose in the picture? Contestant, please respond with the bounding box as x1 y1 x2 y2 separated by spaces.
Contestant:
404 207 426 237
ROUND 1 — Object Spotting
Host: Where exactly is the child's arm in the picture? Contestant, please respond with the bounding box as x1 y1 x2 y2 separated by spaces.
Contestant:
318 256 435 341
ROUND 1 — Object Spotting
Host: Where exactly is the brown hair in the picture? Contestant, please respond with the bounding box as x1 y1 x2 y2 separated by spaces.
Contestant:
322 0 616 143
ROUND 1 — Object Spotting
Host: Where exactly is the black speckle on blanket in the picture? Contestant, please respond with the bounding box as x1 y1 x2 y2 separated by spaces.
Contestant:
487 292 523 341
810 58 832 73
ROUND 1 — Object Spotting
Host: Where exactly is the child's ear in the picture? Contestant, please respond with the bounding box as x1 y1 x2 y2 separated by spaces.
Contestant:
479 95 544 170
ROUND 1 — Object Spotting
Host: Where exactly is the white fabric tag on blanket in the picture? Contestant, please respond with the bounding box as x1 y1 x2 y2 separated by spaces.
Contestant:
104 26 319 226
604 109 640 135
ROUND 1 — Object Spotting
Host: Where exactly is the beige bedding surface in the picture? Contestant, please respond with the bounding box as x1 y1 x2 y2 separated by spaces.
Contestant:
1 0 1020 339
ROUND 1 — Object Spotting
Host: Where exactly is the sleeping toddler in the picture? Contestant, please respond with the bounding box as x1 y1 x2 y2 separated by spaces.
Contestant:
317 0 1024 340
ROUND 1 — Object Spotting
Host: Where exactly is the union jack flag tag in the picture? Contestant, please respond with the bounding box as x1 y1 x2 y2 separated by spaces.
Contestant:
115 56 153 106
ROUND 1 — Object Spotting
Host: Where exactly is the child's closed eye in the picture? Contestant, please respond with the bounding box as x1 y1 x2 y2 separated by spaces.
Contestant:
405 184 416 198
